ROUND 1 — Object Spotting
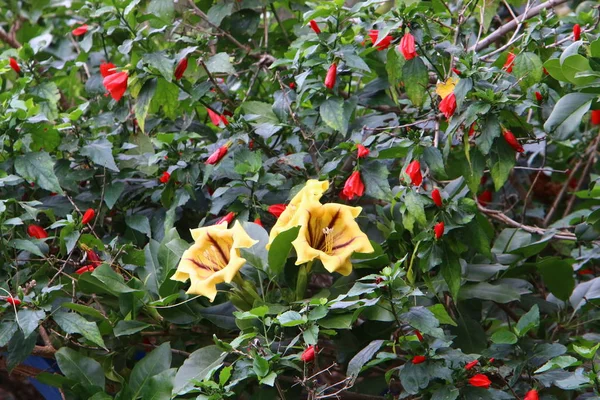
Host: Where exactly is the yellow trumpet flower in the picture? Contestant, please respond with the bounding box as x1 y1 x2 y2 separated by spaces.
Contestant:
291 203 374 276
435 77 459 99
172 221 257 302
267 180 329 249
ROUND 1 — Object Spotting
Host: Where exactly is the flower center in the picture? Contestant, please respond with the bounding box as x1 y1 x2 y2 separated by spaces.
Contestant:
322 227 334 254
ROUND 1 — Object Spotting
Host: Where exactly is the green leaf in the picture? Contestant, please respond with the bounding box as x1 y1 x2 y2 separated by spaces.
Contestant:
427 304 457 326
561 54 596 85
126 214 152 237
145 53 172 82
150 80 179 120
544 93 595 140
432 387 459 400
241 101 279 123
55 347 105 393
543 58 568 82
253 355 270 378
141 368 176 400
17 309 45 337
90 263 139 295
361 161 392 201
441 245 461 299
207 2 234 26
535 355 579 373
130 342 172 399
515 305 539 337
114 320 151 337
537 258 575 301
172 345 226 394
400 362 429 394
268 226 300 276
347 340 385 378
135 78 157 133
476 114 501 155
476 0 499 32
0 322 18 347
320 97 348 134
491 329 518 344
400 306 444 338
61 303 108 321
403 57 428 107
80 138 120 172
386 48 404 100
7 330 37 372
277 311 305 327
405 190 427 227
53 311 106 349
142 239 167 295
490 137 516 191
148 0 174 22
14 152 63 194
513 52 543 90
104 182 125 209
573 343 600 360
205 53 235 75
459 282 520 303
9 239 45 257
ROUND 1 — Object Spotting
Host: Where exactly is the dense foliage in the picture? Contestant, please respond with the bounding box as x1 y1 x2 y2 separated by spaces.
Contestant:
1 0 600 399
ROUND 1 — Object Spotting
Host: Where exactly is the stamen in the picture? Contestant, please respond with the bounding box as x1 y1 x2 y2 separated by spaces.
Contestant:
322 227 334 254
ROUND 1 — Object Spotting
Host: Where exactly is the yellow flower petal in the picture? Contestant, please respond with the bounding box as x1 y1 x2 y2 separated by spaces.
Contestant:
267 180 329 249
435 77 459 99
172 221 257 301
291 203 374 275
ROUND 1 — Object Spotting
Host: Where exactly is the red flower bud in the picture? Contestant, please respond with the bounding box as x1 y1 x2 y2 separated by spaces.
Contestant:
309 20 321 34
301 345 316 362
469 374 491 389
268 204 287 218
207 108 229 127
72 24 88 36
412 355 427 364
434 221 444 239
415 330 424 342
431 189 442 207
342 171 365 200
578 268 593 275
28 224 48 239
524 390 538 400
289 82 296 89
488 358 495 363
478 190 493 206
452 67 461 76
206 144 229 165
465 360 479 370
75 265 95 275
439 92 457 119
87 250 102 267
503 130 524 153
174 58 188 80
356 144 370 159
159 171 170 184
368 30 393 51
81 209 95 225
100 62 116 78
535 92 543 102
9 57 20 74
216 212 236 226
591 110 600 125
254 218 263 227
399 33 417 60
405 160 422 186
6 297 21 306
325 63 337 90
103 71 128 101
503 52 516 73
468 122 476 137
573 24 581 41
